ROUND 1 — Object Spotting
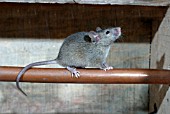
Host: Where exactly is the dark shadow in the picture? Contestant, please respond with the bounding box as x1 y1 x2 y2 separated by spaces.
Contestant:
156 53 165 69
149 103 157 114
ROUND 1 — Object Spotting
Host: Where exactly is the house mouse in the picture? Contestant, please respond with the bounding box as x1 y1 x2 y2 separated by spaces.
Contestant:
16 27 121 96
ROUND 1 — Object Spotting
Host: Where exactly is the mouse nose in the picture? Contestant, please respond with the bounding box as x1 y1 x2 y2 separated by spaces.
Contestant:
114 27 121 37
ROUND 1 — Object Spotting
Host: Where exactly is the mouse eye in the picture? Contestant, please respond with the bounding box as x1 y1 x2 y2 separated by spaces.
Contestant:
106 31 110 35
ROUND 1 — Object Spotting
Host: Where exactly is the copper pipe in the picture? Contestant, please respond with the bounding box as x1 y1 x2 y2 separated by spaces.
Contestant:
0 66 170 84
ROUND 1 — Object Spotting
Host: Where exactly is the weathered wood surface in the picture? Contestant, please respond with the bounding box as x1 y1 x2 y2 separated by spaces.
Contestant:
149 7 170 114
0 3 167 43
0 0 170 6
0 3 167 114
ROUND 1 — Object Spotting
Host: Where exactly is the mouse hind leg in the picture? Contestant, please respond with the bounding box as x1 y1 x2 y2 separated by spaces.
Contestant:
67 66 80 78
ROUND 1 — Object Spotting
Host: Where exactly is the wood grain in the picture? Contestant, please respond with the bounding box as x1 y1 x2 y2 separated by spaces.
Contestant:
0 3 167 43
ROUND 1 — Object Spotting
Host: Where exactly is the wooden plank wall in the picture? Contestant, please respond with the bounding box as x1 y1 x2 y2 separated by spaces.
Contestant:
0 3 167 113
0 3 167 42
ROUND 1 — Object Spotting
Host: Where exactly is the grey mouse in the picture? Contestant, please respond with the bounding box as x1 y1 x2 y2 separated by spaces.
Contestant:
16 27 121 96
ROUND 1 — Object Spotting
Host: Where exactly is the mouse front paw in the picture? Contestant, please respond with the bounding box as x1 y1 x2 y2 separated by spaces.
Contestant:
102 66 113 71
100 63 113 71
66 66 80 78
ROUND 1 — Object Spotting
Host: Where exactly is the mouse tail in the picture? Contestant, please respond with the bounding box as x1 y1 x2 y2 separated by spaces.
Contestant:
16 59 57 96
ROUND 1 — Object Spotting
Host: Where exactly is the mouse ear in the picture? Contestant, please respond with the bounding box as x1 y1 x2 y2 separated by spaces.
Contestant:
88 31 101 44
96 27 102 32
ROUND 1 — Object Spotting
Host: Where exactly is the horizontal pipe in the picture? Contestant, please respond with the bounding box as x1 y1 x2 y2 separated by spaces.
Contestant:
0 66 170 84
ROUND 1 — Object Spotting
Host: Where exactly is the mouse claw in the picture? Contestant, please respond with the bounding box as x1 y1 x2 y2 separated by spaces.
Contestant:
100 63 113 71
103 66 113 71
71 70 80 78
67 66 80 78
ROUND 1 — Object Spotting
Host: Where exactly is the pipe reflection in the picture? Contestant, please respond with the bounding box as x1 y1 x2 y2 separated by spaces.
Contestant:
111 73 148 77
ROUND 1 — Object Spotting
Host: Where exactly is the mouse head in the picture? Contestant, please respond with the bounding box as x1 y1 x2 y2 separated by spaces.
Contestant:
87 27 121 46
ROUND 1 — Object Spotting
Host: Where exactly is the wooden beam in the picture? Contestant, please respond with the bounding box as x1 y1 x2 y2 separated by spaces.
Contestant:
0 3 167 43
149 7 170 114
0 0 170 6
